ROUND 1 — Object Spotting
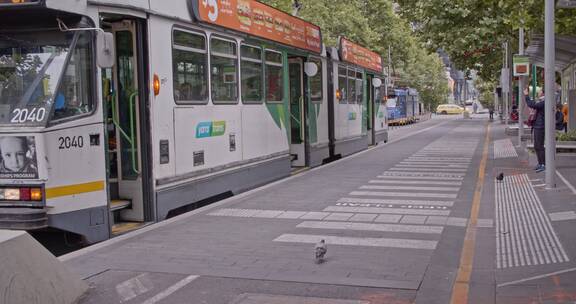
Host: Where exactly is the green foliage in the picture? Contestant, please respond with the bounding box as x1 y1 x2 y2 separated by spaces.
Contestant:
259 0 450 108
557 130 576 142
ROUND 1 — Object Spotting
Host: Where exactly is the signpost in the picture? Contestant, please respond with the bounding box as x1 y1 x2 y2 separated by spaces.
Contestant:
513 55 529 77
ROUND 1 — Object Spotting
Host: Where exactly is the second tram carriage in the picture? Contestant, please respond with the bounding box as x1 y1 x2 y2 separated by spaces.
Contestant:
0 0 388 243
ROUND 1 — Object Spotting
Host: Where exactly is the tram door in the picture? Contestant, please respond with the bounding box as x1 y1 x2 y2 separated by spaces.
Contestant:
289 58 307 167
105 20 147 233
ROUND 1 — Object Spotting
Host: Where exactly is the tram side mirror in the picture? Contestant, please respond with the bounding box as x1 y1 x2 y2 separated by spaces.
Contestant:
304 62 318 77
97 31 116 68
372 78 382 88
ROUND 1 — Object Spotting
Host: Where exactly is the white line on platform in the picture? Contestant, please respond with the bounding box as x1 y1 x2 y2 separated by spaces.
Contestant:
273 233 438 250
377 175 464 180
337 197 454 207
398 162 470 167
350 191 458 199
140 275 198 304
389 168 467 172
297 221 444 234
116 273 152 302
359 185 460 192
369 180 462 186
380 172 465 177
556 170 576 196
325 206 451 216
498 267 576 287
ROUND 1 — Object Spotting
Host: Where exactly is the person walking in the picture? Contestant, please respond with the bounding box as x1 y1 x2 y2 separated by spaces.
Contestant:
562 103 568 132
489 106 494 121
525 88 546 173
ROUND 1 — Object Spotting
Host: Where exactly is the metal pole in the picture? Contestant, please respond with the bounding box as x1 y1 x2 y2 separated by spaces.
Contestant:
518 27 526 149
544 0 556 188
504 42 509 126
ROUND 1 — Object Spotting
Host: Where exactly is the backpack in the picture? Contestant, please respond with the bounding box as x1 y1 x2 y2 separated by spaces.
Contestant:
526 108 537 127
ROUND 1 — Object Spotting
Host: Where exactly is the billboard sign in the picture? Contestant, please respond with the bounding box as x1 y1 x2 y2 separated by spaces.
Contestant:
189 0 322 53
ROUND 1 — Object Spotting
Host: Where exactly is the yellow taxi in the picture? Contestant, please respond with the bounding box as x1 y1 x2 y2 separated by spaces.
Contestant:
436 104 466 115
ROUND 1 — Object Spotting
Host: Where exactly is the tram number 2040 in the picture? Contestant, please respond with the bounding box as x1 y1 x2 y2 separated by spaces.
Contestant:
58 136 84 150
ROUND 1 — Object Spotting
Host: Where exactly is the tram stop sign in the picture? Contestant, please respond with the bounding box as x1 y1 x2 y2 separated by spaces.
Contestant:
513 55 529 77
558 0 576 8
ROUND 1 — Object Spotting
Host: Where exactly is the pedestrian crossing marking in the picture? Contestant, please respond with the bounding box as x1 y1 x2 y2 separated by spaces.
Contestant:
350 191 458 199
369 180 463 186
296 221 444 234
273 234 438 250
360 185 460 192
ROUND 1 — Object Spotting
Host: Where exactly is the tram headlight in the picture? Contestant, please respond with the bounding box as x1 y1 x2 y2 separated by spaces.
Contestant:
4 189 20 200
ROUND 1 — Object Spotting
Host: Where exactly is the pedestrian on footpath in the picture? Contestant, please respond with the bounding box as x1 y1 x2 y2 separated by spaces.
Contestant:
524 88 546 173
556 104 566 131
562 103 569 132
489 106 494 121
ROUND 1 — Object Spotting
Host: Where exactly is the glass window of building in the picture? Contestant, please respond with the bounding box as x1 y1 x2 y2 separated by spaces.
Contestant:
210 37 238 104
265 50 283 103
240 45 263 104
172 30 208 104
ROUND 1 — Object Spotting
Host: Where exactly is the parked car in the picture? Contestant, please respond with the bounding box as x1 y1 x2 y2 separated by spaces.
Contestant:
436 104 466 115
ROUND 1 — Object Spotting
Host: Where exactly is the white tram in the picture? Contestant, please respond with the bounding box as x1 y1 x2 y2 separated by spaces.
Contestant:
0 0 387 243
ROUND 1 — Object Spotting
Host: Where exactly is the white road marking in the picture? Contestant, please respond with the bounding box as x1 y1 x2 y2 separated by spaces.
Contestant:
350 191 458 199
337 197 454 207
396 163 469 168
297 221 443 234
325 206 450 216
377 175 464 181
274 234 437 250
498 267 576 287
549 211 576 221
369 180 462 186
140 275 199 304
360 185 460 192
389 167 468 172
556 170 576 196
380 172 465 178
116 273 153 302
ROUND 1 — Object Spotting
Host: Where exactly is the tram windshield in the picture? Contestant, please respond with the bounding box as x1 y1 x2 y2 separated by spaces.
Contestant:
0 25 93 126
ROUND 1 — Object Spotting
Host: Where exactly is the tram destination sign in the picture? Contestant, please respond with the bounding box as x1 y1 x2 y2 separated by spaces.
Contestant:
190 0 322 53
0 0 41 6
339 37 383 73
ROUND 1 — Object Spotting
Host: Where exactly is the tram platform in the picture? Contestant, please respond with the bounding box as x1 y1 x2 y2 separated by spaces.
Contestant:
59 115 576 304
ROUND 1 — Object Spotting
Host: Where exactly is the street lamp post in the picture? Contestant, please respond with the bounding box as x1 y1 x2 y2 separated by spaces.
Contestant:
518 27 526 149
544 0 556 188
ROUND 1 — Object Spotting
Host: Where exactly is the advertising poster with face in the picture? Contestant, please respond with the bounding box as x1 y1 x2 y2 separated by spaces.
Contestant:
0 136 38 179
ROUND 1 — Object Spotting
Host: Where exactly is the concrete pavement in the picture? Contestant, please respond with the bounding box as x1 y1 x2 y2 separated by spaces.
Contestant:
60 114 576 304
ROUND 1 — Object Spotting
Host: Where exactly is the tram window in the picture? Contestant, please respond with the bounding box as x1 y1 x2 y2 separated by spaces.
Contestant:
52 32 94 121
347 68 356 104
265 50 283 103
210 38 238 104
172 30 208 104
240 45 263 104
337 66 347 104
309 58 322 104
356 71 363 104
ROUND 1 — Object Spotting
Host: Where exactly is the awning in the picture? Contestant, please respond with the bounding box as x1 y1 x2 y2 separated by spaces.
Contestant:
525 34 576 71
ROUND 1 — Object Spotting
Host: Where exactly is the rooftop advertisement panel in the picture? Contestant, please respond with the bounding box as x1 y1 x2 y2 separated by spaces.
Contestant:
0 0 41 6
190 0 322 53
339 37 383 73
